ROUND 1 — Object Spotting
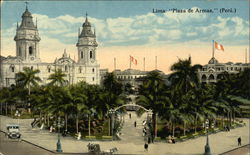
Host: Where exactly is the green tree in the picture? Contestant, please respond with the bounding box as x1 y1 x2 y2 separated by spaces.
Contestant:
136 71 167 137
16 67 41 112
48 69 67 86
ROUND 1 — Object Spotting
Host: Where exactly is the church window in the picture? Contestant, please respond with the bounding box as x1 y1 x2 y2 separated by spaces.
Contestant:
90 51 93 59
65 66 68 72
92 77 95 81
29 46 33 55
92 68 95 73
31 66 33 70
48 68 51 73
10 65 15 72
79 67 82 73
81 51 83 59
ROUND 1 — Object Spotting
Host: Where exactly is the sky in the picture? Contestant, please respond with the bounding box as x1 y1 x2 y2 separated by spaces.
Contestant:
1 0 249 73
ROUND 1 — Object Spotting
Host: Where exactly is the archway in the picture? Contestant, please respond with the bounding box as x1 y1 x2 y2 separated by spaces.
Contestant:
109 104 152 141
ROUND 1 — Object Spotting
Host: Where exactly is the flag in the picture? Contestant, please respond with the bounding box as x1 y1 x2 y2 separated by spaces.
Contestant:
214 41 224 51
130 55 138 65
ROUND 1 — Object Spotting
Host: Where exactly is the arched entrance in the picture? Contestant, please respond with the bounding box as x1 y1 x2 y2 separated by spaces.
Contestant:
109 104 152 141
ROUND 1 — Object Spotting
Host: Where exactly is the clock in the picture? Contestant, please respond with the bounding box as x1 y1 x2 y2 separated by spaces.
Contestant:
30 57 34 60
90 59 95 63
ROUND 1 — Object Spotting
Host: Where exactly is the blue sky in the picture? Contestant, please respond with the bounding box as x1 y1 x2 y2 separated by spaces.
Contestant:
1 0 249 72
2 0 249 45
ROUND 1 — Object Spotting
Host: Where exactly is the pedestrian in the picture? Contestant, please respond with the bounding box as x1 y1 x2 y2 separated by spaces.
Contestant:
144 143 148 151
77 132 81 140
49 126 53 133
129 113 131 119
238 137 241 146
134 121 137 127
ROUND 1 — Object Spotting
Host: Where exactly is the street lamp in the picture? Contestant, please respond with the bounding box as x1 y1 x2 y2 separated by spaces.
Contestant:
108 109 115 140
204 118 212 155
15 110 21 125
55 116 64 152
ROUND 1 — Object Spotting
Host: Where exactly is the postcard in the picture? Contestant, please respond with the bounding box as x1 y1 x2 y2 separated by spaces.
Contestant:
0 0 249 155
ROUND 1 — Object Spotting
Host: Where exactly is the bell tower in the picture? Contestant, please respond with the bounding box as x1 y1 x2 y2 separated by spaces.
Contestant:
76 13 98 64
14 4 41 62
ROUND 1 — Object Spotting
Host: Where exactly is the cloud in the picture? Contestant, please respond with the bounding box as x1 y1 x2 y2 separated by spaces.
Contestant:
1 7 249 58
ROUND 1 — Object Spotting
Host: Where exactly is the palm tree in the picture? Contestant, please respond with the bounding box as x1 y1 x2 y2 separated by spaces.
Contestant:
48 69 67 86
169 56 202 94
16 67 41 112
70 82 88 134
16 67 41 95
136 71 167 137
103 72 123 95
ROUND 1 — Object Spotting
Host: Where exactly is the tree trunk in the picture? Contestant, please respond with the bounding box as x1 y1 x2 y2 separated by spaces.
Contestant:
195 114 198 133
76 113 79 133
222 115 224 128
184 121 186 136
172 123 175 137
44 115 47 124
47 114 50 127
65 114 68 131
28 84 31 113
230 110 232 127
152 113 157 137
88 114 91 136
233 111 235 124
0 102 2 115
39 111 42 126
10 105 13 117
5 102 7 115
108 117 111 136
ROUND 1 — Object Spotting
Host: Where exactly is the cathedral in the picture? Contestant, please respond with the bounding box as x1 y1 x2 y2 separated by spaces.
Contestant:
0 6 100 87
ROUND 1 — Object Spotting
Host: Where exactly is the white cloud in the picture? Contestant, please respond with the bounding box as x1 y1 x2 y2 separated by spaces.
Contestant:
1 7 249 58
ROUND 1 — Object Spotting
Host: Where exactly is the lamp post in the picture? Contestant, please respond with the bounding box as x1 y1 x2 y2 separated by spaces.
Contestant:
55 116 64 152
204 118 212 155
109 109 115 140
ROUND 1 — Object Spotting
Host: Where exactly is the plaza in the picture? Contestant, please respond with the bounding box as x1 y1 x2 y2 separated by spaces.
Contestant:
0 113 249 155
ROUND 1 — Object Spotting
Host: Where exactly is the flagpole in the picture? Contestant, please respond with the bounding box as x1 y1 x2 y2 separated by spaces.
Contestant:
155 56 157 70
143 57 145 71
245 49 247 64
249 48 250 64
129 56 131 69
212 40 215 58
114 57 116 71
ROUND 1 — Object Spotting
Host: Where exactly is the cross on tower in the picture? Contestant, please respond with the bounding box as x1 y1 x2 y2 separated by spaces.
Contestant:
25 1 29 10
86 12 88 18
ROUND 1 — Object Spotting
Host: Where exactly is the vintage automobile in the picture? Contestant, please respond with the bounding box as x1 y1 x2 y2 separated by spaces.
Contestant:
6 124 21 139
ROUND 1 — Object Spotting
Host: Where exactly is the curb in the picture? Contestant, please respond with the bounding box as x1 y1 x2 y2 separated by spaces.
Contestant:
218 144 250 155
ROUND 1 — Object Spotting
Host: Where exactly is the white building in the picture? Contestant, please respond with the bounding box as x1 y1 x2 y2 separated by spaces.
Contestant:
0 6 100 87
198 57 250 83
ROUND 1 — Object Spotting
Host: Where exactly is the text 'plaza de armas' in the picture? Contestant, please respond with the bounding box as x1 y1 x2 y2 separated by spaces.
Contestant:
0 6 250 88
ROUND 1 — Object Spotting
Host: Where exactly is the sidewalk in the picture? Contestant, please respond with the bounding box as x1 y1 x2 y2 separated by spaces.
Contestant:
0 114 249 155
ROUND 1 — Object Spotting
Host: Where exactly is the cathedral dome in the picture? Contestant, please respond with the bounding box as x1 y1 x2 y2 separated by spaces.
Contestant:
82 17 91 27
22 8 32 18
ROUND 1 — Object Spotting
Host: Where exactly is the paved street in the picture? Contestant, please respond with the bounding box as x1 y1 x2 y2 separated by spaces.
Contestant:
0 113 249 155
0 131 53 155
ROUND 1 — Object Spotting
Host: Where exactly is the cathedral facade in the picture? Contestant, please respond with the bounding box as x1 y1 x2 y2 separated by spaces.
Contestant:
0 6 100 87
